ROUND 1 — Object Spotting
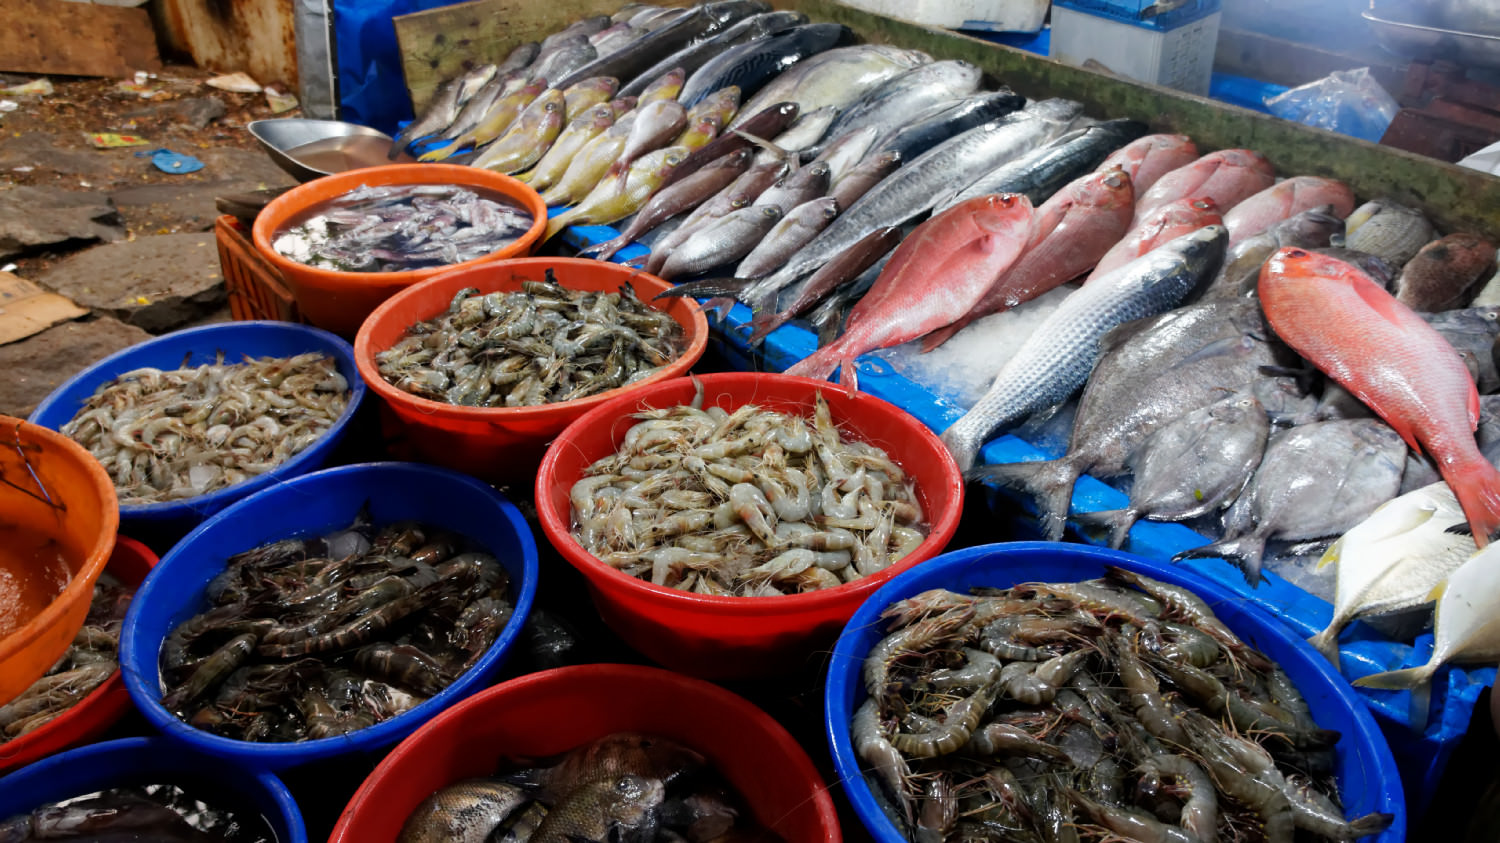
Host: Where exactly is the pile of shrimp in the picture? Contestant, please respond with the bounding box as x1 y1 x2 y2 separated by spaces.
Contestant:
854 567 1394 842
569 387 927 596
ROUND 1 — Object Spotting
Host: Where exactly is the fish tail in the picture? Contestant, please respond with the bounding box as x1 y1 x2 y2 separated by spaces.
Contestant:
1447 459 1500 548
965 458 1085 541
1072 508 1139 550
919 320 965 354
747 311 787 346
576 236 621 260
1172 533 1270 587
1349 813 1397 838
543 212 574 243
1353 664 1436 726
784 341 847 383
1306 622 1345 667
651 277 753 300
417 139 464 162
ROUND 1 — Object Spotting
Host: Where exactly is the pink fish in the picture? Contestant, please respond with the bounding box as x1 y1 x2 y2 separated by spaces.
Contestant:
1095 134 1198 195
1133 149 1275 227
1088 197 1222 281
1259 247 1500 545
785 194 1036 387
1223 176 1354 245
920 169 1135 352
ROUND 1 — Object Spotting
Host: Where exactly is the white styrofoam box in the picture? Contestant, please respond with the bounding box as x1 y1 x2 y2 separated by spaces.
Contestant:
1050 4 1221 95
838 0 1051 33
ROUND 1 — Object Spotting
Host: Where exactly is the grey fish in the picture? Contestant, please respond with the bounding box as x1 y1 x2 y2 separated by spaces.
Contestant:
539 15 610 55
801 60 982 159
1200 205 1343 300
581 147 752 261
629 6 689 31
438 73 515 143
1254 375 1319 426
654 101 800 192
497 41 541 76
767 105 841 154
829 149 901 210
665 99 1083 308
1075 393 1269 549
611 4 657 24
555 0 771 91
678 22 854 108
736 196 839 280
391 63 498 154
398 779 529 843
866 89 1029 165
1174 419 1407 585
1342 198 1435 269
936 119 1148 211
944 226 1228 471
730 44 931 130
1313 381 1373 422
615 10 809 99
1310 247 1396 289
753 160 830 212
642 156 787 275
531 38 598 86
748 225 903 345
659 204 784 280
1423 305 1500 393
810 126 878 185
588 22 639 59
970 298 1294 540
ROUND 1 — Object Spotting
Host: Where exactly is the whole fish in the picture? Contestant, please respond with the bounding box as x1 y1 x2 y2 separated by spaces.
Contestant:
810 127 878 185
1197 204 1342 298
736 196 839 279
581 148 752 261
518 103 617 190
731 44 931 129
496 41 542 77
976 299 1292 539
641 156 786 275
801 59 982 158
1308 481 1474 666
1259 247 1500 545
540 109 638 206
398 779 529 843
766 105 840 154
752 160 830 212
1075 392 1269 549
504 732 704 801
1395 233 1497 312
471 89 565 173
1354 541 1500 725
924 167 1136 351
1174 418 1407 585
942 226 1228 470
615 9 808 99
679 23 853 108
391 63 498 155
531 37 597 86
866 89 1029 165
562 76 619 122
784 194 1036 387
589 22 638 59
636 67 687 106
654 101 799 191
1089 197 1222 281
670 99 1083 309
1342 198 1435 268
531 775 665 843
606 98 688 180
1222 175 1355 245
829 150 901 210
935 119 1146 211
421 78 546 162
554 0 771 90
545 145 689 241
747 225 902 344
685 85 740 129
1133 149 1277 226
439 72 516 145
1094 133 1198 194
659 204 784 280
540 15 610 55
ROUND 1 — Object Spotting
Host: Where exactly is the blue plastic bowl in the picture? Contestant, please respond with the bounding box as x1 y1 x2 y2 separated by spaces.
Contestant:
825 542 1406 843
28 320 367 542
119 461 539 770
0 736 306 842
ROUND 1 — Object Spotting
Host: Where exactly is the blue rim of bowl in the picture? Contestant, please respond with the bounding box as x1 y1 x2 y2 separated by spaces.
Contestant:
822 541 1405 843
28 321 367 521
118 461 539 768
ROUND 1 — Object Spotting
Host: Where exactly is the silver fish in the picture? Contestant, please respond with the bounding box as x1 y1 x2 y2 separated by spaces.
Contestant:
730 44 931 129
935 118 1146 211
829 149 901 210
659 204 784 280
766 105 841 155
752 160 830 213
944 226 1228 472
736 196 839 280
1199 205 1343 300
642 157 786 276
615 10 809 100
800 59 982 159
530 38 598 86
391 63 498 154
810 126 879 185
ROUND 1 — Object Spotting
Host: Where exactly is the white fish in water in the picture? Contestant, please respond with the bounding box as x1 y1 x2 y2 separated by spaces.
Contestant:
1307 482 1475 666
1354 538 1500 725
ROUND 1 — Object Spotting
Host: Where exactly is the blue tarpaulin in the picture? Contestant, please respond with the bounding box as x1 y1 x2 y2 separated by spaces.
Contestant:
334 0 470 135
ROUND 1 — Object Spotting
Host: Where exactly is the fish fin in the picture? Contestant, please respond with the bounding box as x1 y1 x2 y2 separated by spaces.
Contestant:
784 343 845 382
1352 666 1436 726
920 321 964 354
1306 623 1344 667
733 129 797 170
575 236 620 259
652 277 753 300
417 138 466 162
1315 536 1342 571
965 458 1084 542
543 213 574 243
1444 522 1473 536
841 359 859 392
1352 275 1419 327
1349 814 1397 839
1172 533 1270 586
747 311 785 346
1072 508 1139 550
701 297 736 322
1427 579 1448 603
1446 460 1500 549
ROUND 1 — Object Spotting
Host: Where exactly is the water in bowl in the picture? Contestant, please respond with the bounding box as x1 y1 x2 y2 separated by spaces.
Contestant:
0 522 73 637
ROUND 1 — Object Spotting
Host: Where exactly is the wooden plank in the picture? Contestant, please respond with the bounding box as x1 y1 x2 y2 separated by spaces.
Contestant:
799 0 1500 235
0 0 160 77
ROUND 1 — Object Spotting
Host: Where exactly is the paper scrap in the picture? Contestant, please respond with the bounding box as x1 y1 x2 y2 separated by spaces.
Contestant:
0 101 16 113
206 72 261 94
88 132 150 148
0 272 88 346
1 79 52 97
265 87 299 114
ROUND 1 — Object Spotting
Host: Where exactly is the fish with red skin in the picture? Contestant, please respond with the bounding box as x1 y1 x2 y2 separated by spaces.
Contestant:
1222 175 1355 245
1095 133 1198 194
1088 197 1222 281
1132 148 1275 226
1258 247 1500 545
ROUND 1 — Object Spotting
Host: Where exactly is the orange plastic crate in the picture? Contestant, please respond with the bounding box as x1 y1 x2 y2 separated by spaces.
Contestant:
214 214 302 323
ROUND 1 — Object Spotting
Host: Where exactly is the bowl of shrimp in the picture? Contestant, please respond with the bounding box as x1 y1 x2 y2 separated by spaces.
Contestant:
535 371 964 679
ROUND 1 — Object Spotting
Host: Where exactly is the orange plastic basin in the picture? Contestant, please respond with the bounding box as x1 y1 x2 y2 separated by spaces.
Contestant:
251 164 548 337
355 258 708 485
0 417 119 706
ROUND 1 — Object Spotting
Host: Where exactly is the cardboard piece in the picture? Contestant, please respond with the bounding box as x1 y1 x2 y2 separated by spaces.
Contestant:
0 272 88 346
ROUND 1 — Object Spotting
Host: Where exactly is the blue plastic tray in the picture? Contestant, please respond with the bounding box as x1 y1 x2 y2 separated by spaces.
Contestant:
824 541 1405 843
557 217 1491 818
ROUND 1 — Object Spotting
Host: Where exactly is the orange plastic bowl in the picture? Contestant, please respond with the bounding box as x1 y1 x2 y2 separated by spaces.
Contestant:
0 536 155 773
329 664 841 843
251 164 547 337
535 372 964 679
0 417 119 706
355 258 708 485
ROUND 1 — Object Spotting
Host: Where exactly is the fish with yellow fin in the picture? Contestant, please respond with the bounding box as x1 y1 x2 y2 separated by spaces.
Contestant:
545 145 690 241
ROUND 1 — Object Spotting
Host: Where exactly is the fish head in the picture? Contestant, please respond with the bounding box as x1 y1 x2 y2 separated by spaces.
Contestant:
797 160 832 186
656 145 692 173
573 75 620 97
756 205 785 225
813 196 841 220
1274 205 1343 248
1343 199 1385 236
1213 148 1274 176
579 103 618 131
1080 167 1136 211
1157 197 1223 231
702 86 743 119
1163 224 1229 294
968 193 1036 242
642 68 687 103
611 97 639 115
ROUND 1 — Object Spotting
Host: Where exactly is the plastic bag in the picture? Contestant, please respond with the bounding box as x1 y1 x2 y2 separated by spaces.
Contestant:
1264 67 1399 144
1458 139 1500 176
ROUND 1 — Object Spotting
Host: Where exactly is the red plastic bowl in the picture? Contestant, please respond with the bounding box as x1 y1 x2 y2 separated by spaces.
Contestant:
535 372 964 678
329 664 840 843
355 258 708 485
0 536 156 773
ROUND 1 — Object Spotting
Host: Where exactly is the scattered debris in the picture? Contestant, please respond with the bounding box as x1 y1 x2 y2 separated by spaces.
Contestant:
264 87 298 114
87 132 150 148
137 148 204 174
1 79 51 97
206 72 261 94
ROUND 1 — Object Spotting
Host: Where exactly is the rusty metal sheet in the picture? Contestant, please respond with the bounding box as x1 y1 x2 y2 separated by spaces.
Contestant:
152 0 299 90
